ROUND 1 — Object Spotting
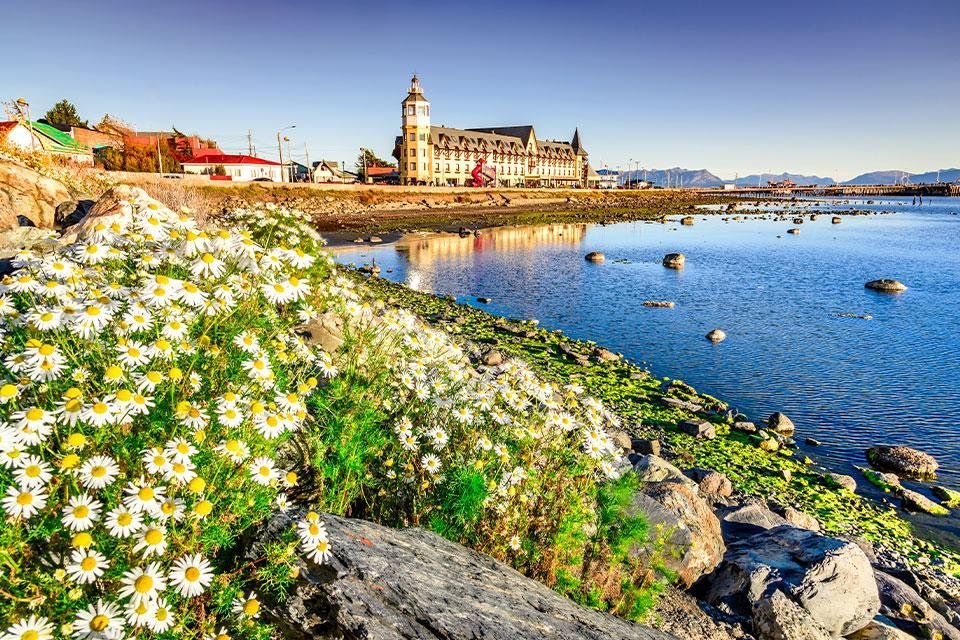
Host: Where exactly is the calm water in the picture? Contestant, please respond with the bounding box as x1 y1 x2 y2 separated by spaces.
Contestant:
335 197 960 542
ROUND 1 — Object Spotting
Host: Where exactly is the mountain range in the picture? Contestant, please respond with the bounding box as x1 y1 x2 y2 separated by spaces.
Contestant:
619 167 960 187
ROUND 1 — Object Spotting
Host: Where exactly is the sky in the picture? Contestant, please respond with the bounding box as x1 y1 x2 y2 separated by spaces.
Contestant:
3 0 958 181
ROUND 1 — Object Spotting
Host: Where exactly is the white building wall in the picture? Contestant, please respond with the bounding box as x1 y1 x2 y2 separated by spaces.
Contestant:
182 163 282 181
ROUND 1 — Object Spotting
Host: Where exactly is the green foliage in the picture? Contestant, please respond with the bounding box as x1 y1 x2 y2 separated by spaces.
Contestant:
44 98 88 127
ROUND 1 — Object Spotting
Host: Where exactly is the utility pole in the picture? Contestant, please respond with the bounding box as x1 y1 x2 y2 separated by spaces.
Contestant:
361 147 367 184
276 125 295 183
157 136 163 174
304 142 310 180
248 129 253 156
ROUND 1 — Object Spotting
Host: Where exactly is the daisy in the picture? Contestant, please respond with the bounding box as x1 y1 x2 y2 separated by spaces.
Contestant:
214 438 249 463
421 453 441 475
78 455 119 489
156 497 186 523
165 437 197 462
72 303 111 338
1 484 48 519
190 253 225 279
81 398 116 427
27 308 63 332
297 519 328 545
124 477 166 513
61 494 103 531
142 447 172 475
303 537 333 564
65 548 109 585
12 406 54 445
118 563 167 603
145 599 175 633
168 553 213 597
164 459 197 485
135 370 164 392
124 600 151 628
0 382 20 404
231 592 261 619
216 404 244 428
261 280 296 305
204 628 232 640
116 340 150 368
243 357 273 383
1 615 54 640
105 505 144 538
12 454 52 489
232 331 260 354
72 599 123 640
249 456 278 485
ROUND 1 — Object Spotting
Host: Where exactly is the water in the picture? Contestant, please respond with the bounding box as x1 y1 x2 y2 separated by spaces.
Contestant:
334 196 960 542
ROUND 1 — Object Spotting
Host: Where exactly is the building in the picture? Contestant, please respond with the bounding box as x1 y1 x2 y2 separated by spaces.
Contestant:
313 159 357 183
181 154 282 181
364 166 399 184
392 75 593 187
0 119 93 165
595 168 621 190
123 131 220 161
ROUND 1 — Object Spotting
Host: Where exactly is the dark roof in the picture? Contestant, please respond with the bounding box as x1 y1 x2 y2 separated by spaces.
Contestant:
571 128 586 155
467 125 535 147
403 91 428 103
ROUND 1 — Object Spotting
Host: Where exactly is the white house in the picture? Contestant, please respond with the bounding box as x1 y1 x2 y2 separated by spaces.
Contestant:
0 119 94 165
181 153 282 181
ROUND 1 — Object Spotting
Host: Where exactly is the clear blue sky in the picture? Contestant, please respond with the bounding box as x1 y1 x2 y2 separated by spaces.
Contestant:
3 0 958 180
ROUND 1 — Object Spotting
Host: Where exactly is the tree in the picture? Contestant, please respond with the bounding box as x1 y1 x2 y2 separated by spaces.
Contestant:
44 99 88 128
356 148 395 180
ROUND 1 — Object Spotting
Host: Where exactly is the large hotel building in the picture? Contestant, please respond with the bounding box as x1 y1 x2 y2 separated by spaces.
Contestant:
393 76 597 187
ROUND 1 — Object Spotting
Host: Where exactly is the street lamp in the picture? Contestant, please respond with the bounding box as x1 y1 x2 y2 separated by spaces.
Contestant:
16 98 35 152
277 125 295 182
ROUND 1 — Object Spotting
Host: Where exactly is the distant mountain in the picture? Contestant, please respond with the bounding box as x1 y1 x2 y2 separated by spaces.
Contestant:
907 168 960 184
842 171 912 186
623 167 724 188
733 172 836 186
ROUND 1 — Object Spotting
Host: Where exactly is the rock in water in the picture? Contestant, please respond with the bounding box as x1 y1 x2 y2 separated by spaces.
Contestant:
585 251 605 263
643 300 676 308
866 445 938 479
767 412 795 435
662 252 685 269
681 216 695 226
703 525 879 637
831 216 842 224
249 511 675 640
705 329 726 343
864 279 907 292
787 227 800 235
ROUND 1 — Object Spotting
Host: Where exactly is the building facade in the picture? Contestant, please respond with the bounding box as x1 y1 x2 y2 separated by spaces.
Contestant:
393 76 592 187
181 154 282 181
0 119 93 165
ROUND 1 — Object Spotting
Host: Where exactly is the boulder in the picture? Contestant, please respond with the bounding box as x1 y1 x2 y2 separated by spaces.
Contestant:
295 312 346 354
0 226 58 259
663 252 686 269
786 228 800 235
846 620 916 640
767 412 795 435
480 348 504 367
702 525 879 637
248 511 676 640
585 251 605 263
630 481 725 588
678 419 717 440
632 438 661 457
932 485 960 508
706 329 727 343
69 184 150 239
0 159 72 229
826 473 857 492
684 468 733 497
733 421 758 434
54 198 95 228
752 590 832 640
632 454 699 491
649 586 750 640
476 296 491 304
718 501 790 539
681 216 695 226
782 507 819 532
865 279 907 293
594 348 619 362
898 488 949 516
831 217 842 224
368 235 383 243
661 396 704 413
866 446 938 479
874 571 960 640
607 428 633 452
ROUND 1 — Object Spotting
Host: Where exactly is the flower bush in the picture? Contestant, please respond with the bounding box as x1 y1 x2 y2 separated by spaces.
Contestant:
1 186 669 639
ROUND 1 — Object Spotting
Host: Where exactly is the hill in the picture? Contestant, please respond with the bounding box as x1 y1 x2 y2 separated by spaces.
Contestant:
624 167 725 188
734 172 836 186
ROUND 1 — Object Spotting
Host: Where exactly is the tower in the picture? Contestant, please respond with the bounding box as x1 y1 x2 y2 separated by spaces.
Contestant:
401 74 432 185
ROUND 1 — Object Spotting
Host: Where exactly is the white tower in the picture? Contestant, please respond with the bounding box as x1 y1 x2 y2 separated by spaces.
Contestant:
401 75 431 185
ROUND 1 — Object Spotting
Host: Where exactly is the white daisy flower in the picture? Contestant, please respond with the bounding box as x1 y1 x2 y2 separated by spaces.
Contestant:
118 563 167 603
168 553 213 597
78 455 119 489
1 615 54 640
12 454 52 489
1 484 48 519
65 548 109 585
61 494 103 531
249 457 278 485
71 599 123 640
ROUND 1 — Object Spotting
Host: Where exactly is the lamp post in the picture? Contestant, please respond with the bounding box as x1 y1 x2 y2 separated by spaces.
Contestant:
15 98 35 152
276 125 295 182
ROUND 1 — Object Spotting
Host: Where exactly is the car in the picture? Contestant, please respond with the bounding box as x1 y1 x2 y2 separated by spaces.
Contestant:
251 177 274 182
161 174 183 179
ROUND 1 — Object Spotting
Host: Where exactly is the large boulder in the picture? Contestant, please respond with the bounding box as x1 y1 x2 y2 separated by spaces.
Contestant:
68 184 148 239
766 412 794 435
0 226 58 260
632 454 699 491
702 525 879 637
630 481 725 588
717 500 790 539
874 571 960 640
0 159 71 229
684 468 733 498
752 590 832 640
866 446 938 479
295 311 346 354
247 511 676 640
847 620 918 640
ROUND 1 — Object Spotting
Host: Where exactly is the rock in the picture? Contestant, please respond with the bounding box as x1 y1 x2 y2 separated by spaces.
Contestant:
859 467 902 491
782 507 819 532
368 235 383 243
70 184 151 239
681 216 695 226
0 159 72 229
718 501 791 539
632 454 699 491
54 199 95 228
832 217 842 224
703 525 880 637
792 218 805 224
661 396 704 413
898 488 950 516
684 468 733 497
632 438 661 456
804 437 821 446
643 300 676 308
607 428 633 452
931 485 960 508
846 620 916 640
866 446 938 479
874 571 960 640
0 226 58 259
480 349 504 367
752 590 833 640
17 215 35 227
585 251 605 263
865 279 908 293
630 482 725 588
678 419 717 440
594 348 619 362
476 296 491 304
295 312 345 354
826 473 857 492
786 228 800 235
649 586 750 640
249 511 676 640
663 252 686 269
706 329 727 343
767 413 795 435
733 421 758 434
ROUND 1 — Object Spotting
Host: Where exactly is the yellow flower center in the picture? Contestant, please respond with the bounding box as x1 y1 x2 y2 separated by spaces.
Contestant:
201 253 216 264
115 389 132 402
0 384 17 398
73 505 89 519
80 556 98 572
25 464 41 478
138 487 154 501
145 528 163 545
26 408 44 421
134 575 153 593
90 465 106 478
117 512 132 526
38 344 55 356
90 614 109 632
72 532 92 548
185 566 201 582
243 599 260 616
16 492 33 505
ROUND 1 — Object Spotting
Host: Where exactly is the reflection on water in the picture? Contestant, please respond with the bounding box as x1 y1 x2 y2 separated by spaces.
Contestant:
334 197 960 544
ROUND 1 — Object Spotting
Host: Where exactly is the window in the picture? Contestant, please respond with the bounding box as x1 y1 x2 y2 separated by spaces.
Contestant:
408 133 415 142
419 133 426 141
423 162 427 171
445 163 450 171
435 163 440 171
407 105 415 116
421 148 426 157
409 162 415 171
409 149 416 157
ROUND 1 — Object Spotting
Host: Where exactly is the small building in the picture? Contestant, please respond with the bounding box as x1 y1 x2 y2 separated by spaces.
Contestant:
313 159 356 183
364 166 399 184
286 160 311 182
181 154 282 181
0 119 93 165
595 168 620 190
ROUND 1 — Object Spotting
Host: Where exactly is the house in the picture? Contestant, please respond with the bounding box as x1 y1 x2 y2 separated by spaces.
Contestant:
364 166 399 184
595 168 620 190
181 154 282 181
0 119 93 165
312 159 356 183
287 160 311 182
